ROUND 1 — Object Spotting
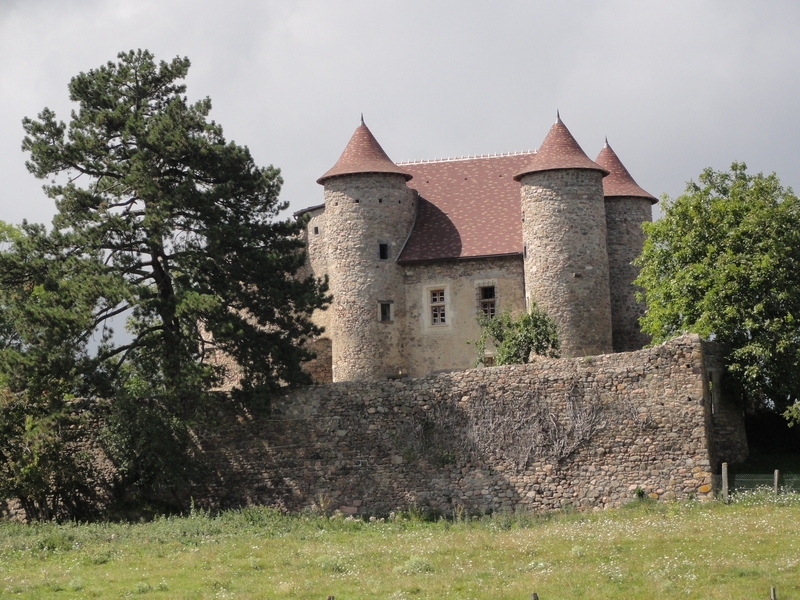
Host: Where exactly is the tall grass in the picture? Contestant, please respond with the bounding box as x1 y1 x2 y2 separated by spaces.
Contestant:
1 492 798 599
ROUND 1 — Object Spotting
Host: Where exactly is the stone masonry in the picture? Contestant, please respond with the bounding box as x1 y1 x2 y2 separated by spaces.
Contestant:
188 335 745 515
296 115 659 382
518 168 613 356
605 196 653 352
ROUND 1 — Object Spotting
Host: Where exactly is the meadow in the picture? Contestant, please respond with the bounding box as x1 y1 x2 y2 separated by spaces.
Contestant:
1 491 798 599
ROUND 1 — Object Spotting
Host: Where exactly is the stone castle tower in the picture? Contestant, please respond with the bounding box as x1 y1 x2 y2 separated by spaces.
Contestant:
595 140 657 352
515 115 613 357
306 115 656 382
316 118 417 381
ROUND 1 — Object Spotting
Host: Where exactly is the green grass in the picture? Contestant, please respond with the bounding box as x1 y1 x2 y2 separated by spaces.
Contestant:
1 493 799 599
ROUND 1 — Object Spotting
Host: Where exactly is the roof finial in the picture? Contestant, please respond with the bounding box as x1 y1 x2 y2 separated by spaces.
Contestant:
360 113 365 126
604 136 609 148
556 110 561 124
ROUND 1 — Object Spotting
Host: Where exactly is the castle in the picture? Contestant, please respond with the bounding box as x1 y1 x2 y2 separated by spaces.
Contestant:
297 114 658 382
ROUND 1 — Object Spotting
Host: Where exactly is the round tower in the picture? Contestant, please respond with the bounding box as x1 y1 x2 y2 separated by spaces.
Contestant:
514 115 613 357
595 140 658 352
317 118 416 382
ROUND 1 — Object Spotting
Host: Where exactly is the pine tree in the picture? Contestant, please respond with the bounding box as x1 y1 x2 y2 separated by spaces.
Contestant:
12 49 328 403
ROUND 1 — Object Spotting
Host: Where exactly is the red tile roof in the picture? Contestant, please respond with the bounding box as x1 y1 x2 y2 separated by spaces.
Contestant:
514 115 608 180
595 140 658 203
397 153 532 262
309 117 653 263
316 119 412 184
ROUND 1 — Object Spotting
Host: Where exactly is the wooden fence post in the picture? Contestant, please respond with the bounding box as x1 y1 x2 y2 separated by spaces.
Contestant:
774 470 780 495
721 462 729 504
531 594 539 600
771 585 777 599
327 596 335 600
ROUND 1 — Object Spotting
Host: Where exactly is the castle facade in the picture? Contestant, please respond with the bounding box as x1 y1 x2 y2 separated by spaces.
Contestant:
298 115 657 382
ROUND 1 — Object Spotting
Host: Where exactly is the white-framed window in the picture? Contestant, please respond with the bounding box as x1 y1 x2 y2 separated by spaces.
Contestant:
379 301 393 323
430 289 446 325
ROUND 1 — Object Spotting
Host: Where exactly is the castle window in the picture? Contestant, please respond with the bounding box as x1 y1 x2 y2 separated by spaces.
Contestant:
313 226 320 235
479 285 496 317
379 243 389 260
379 302 393 322
430 289 446 325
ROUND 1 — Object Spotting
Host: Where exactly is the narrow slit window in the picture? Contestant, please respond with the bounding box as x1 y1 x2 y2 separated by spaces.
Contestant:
379 243 389 260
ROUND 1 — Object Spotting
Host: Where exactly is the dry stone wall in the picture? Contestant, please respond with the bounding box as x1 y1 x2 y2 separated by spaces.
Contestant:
189 335 744 515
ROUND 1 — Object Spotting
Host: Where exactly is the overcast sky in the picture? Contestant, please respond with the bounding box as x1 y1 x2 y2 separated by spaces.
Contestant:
2 0 799 227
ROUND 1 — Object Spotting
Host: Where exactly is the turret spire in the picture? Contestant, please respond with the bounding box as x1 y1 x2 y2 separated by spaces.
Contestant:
595 140 657 203
317 120 412 184
514 115 608 180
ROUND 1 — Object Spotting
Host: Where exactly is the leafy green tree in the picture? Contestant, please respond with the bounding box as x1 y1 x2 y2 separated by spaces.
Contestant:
12 49 328 402
0 389 101 521
634 162 800 422
0 50 329 517
473 303 560 366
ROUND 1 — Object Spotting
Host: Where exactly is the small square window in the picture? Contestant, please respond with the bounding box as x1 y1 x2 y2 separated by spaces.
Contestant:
379 243 389 260
380 302 392 322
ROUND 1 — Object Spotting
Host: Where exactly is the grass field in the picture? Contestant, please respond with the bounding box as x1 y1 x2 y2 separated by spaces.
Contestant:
1 491 798 599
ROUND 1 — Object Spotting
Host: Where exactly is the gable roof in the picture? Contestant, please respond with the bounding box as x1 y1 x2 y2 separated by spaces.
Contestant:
595 140 658 203
317 119 412 184
514 115 608 180
397 153 532 263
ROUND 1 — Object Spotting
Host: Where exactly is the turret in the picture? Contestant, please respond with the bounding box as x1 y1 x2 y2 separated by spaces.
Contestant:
595 139 657 352
317 118 416 381
514 115 613 356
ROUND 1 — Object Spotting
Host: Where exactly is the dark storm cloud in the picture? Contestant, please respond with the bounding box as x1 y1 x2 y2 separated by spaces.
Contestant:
2 0 799 226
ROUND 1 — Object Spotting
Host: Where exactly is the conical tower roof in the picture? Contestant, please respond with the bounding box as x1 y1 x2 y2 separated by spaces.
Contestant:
317 117 412 184
514 114 608 181
595 140 657 204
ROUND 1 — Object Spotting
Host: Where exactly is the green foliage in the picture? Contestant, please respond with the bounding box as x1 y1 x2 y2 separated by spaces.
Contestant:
2 502 800 598
473 303 560 366
634 163 800 422
15 49 328 402
98 394 195 504
0 50 329 518
0 390 100 521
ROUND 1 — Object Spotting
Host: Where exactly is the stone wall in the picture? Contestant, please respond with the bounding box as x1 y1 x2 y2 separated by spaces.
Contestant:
188 335 744 515
702 343 749 467
301 337 333 384
400 255 526 377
